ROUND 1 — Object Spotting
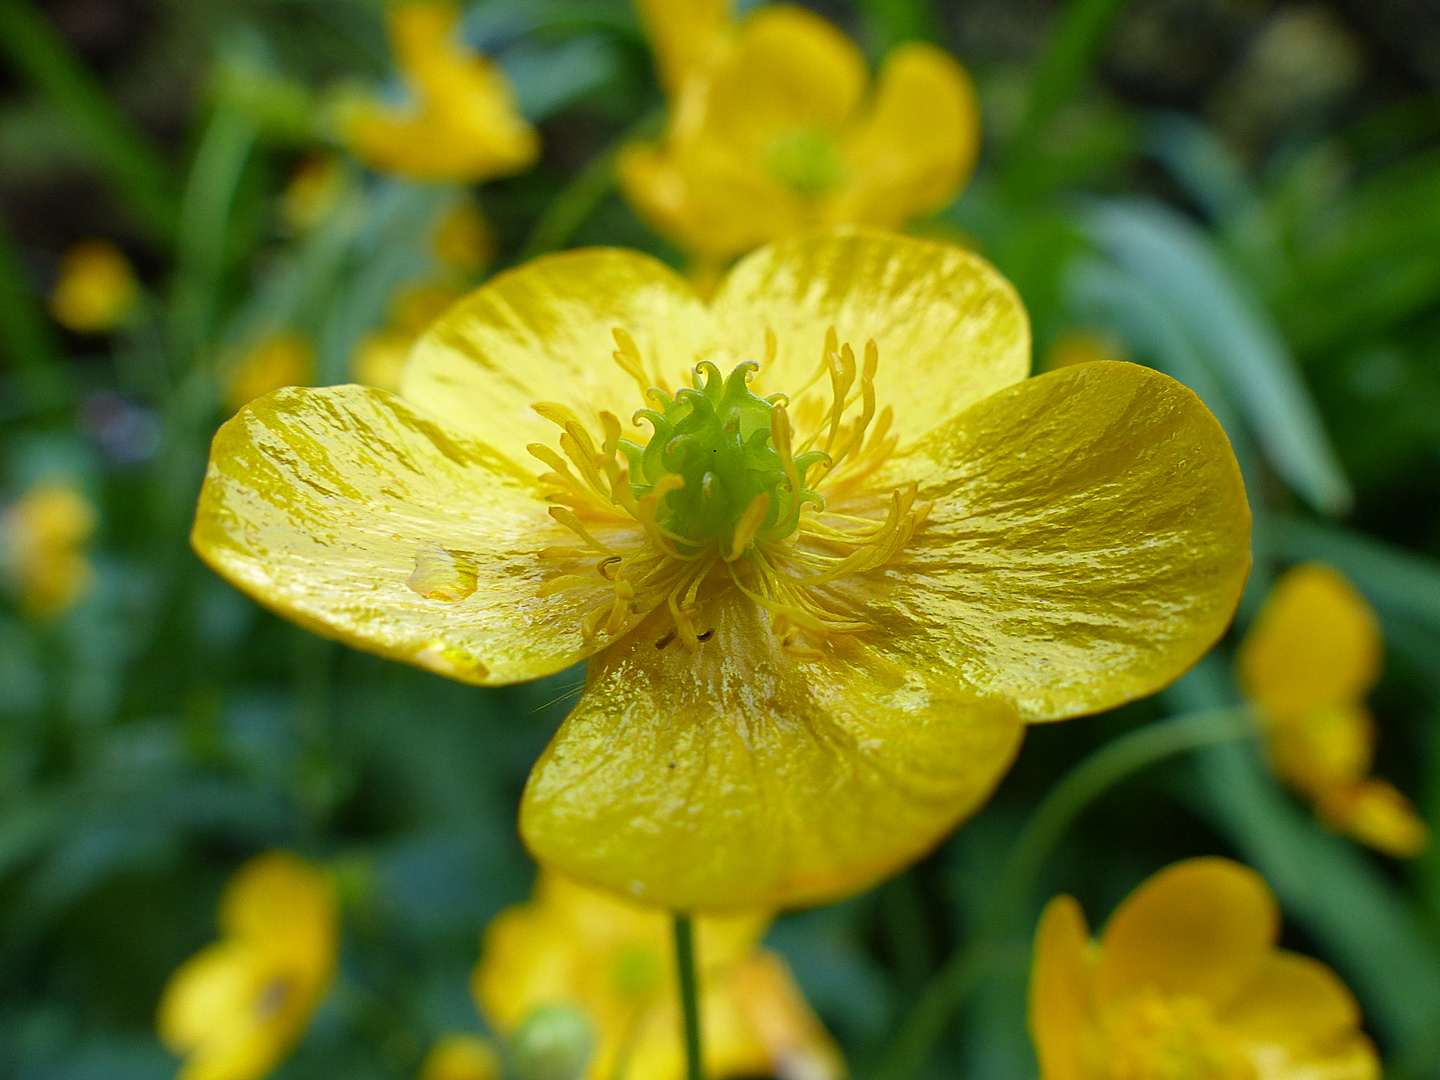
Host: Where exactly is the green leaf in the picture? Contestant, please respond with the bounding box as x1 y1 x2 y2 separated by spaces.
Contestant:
1263 516 1440 636
1083 198 1353 516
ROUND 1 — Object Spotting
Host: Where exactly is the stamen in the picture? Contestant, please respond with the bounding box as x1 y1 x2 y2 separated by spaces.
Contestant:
727 494 770 562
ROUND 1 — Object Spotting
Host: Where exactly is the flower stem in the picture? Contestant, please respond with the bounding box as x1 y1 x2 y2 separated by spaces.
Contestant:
673 912 704 1080
868 706 1254 1080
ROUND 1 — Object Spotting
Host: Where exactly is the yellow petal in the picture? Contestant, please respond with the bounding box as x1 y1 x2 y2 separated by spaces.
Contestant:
828 44 980 227
1221 950 1365 1054
420 1035 502 1080
1237 563 1380 722
841 361 1250 723
1318 779 1430 858
1097 858 1278 1010
520 588 1023 911
1266 701 1375 796
634 0 732 92
221 853 335 969
158 944 290 1080
343 0 537 182
192 385 638 685
701 5 867 158
617 138 803 261
158 942 258 1054
730 951 847 1080
1028 896 1096 1080
712 229 1030 449
403 248 720 469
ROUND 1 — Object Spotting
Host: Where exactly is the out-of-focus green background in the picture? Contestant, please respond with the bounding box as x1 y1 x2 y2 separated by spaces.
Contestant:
3 0 1440 1077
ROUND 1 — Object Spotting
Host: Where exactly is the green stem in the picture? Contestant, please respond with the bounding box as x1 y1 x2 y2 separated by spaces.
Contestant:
868 707 1253 1080
517 109 664 262
0 0 177 239
0 212 68 403
673 913 704 1080
168 103 260 366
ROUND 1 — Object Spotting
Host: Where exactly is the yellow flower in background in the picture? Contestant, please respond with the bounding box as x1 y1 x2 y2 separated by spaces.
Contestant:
158 852 337 1080
474 870 844 1080
419 1034 501 1080
1237 563 1429 858
343 0 538 182
223 333 314 415
1029 857 1378 1079
191 229 1249 910
620 1 981 265
352 283 463 393
1 479 96 618
48 239 139 333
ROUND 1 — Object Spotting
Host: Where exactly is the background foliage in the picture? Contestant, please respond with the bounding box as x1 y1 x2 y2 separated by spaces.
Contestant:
2 0 1440 1077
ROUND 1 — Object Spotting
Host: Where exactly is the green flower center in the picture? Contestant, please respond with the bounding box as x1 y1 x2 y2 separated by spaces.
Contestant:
768 127 847 195
530 328 928 656
620 361 828 555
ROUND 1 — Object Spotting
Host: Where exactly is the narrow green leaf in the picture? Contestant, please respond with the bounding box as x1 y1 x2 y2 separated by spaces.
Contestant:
0 0 178 240
1083 198 1353 516
1263 516 1440 635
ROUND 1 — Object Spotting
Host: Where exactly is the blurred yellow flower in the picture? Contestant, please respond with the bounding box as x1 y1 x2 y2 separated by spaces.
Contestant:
191 229 1249 910
620 2 981 264
224 333 314 415
343 0 538 182
352 283 462 393
419 1034 501 1080
1 479 96 618
1237 563 1429 858
48 239 139 333
1030 857 1378 1080
281 154 347 231
158 851 337 1080
474 870 844 1080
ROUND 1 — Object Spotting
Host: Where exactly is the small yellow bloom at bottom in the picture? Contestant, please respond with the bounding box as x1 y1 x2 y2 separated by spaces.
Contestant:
1030 857 1378 1080
1237 563 1429 858
473 871 844 1080
223 333 315 415
1 479 97 618
158 852 337 1080
49 239 139 333
420 1034 501 1080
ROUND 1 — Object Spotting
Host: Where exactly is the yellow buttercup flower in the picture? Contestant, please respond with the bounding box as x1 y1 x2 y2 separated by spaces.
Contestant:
1237 563 1429 858
223 333 315 415
1030 857 1378 1079
474 870 844 1080
342 0 538 182
620 1 981 264
191 229 1250 910
1 479 97 618
352 283 464 393
48 239 139 333
420 1034 501 1080
158 852 337 1080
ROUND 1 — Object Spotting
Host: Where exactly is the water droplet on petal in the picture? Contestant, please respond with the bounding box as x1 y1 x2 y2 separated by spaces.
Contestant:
406 542 477 601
